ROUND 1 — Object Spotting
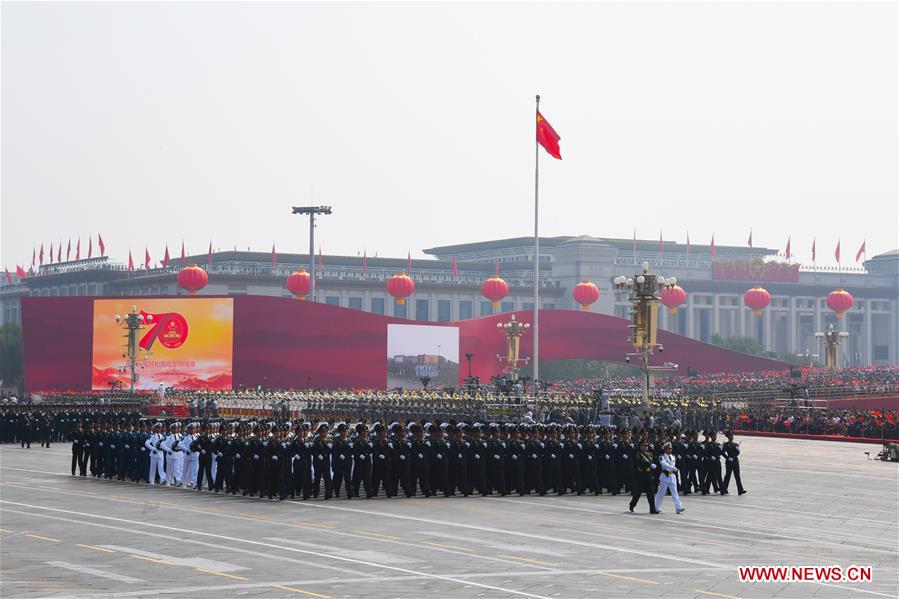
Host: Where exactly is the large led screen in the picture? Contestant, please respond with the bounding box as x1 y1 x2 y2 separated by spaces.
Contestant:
387 323 459 389
92 298 234 390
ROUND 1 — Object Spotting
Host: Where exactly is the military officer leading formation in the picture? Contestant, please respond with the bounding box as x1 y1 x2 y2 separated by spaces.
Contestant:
59 414 747 511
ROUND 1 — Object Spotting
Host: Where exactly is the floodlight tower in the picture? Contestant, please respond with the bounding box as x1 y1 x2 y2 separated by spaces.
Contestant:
291 205 333 302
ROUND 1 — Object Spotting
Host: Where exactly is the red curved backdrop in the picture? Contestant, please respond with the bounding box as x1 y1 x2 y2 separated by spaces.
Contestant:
21 296 787 391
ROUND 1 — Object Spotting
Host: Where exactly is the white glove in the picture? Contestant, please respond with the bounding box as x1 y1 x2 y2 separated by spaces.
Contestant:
436 453 442 459
99 442 104 447
253 454 260 460
317 454 324 460
458 453 463 459
531 454 537 459
359 455 365 460
693 454 698 459
235 453 241 459
650 463 657 469
727 458 733 462
417 453 424 459
272 455 278 461
111 444 116 449
512 454 517 460
474 453 480 459
124 445 130 449
623 454 629 459
379 454 386 459
588 455 593 460
293 454 300 460
605 454 610 459
339 455 346 460
550 453 556 459
201 450 206 454
568 454 574 459
400 454 406 460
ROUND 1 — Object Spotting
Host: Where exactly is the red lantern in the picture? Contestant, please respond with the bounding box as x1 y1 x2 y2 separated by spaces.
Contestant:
826 288 853 318
286 269 311 300
482 276 509 309
744 286 771 316
177 264 208 295
387 272 415 305
659 285 687 315
572 281 599 311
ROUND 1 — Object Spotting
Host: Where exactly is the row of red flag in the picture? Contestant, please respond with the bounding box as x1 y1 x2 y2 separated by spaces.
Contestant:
639 230 867 264
29 235 106 267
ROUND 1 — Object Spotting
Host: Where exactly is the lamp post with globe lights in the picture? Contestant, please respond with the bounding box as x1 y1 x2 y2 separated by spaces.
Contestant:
496 314 530 382
114 305 152 394
613 261 681 408
815 324 849 369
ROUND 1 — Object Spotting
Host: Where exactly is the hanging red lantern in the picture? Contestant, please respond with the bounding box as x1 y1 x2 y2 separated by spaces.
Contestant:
572 281 600 311
387 272 415 305
286 269 311 300
744 286 771 316
826 288 853 318
481 276 509 309
177 264 208 295
659 285 687 315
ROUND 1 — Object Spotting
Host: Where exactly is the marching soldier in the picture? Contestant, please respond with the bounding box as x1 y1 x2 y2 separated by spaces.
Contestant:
629 440 659 514
370 422 393 498
68 421 86 476
311 422 333 499
351 423 374 499
722 431 746 495
409 423 432 497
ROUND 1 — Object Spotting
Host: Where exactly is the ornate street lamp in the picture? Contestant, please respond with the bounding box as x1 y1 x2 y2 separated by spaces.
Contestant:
114 305 152 394
496 314 530 382
815 324 849 369
613 261 680 408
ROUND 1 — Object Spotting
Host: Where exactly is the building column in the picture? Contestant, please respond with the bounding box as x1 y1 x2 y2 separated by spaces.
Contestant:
739 306 747 337
686 293 695 339
788 298 797 355
864 300 873 365
764 302 774 352
712 294 720 337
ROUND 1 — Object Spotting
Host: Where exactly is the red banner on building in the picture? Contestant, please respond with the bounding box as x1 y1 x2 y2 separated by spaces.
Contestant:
713 259 800 282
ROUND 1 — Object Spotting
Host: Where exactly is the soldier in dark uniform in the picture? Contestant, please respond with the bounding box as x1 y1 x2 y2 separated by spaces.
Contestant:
448 423 469 497
486 424 507 496
426 423 451 497
505 424 526 496
598 428 616 495
40 412 55 448
629 440 660 513
408 423 431 497
18 411 34 449
389 422 410 497
560 424 581 495
701 430 722 495
466 423 488 496
331 423 353 498
68 421 86 475
580 426 601 495
722 431 746 495
351 423 374 499
370 422 393 498
292 423 312 500
525 424 546 496
311 422 333 499
216 422 238 494
543 424 563 494
194 422 214 491
615 429 634 494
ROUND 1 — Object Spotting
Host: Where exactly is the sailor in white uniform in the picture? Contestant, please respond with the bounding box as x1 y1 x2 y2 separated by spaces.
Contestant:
162 422 183 486
654 441 684 514
145 422 166 484
179 423 199 488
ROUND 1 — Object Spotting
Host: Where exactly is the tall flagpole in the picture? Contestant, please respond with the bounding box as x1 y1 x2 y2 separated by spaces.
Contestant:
534 94 541 385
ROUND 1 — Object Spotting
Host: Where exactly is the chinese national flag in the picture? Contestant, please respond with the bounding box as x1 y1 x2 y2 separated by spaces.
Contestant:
180 241 186 266
128 250 134 271
16 265 27 278
452 256 459 277
76 238 81 261
855 240 866 262
207 242 213 266
362 250 367 273
144 248 151 269
4 268 12 285
162 245 170 268
66 239 71 261
834 240 841 264
98 234 105 256
88 237 93 259
536 112 562 160
710 234 716 257
39 244 44 265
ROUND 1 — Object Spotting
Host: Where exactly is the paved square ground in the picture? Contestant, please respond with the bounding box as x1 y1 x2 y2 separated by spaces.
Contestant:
1 435 896 599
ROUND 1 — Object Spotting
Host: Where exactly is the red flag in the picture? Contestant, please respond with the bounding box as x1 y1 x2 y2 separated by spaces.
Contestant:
686 232 691 257
812 238 816 262
207 242 213 266
180 241 186 266
162 245 170 268
4 268 13 285
855 240 866 262
710 234 716 257
271 244 276 268
128 250 134 271
32 247 35 267
747 230 753 248
407 251 412 273
362 250 367 273
16 265 26 279
76 238 81 261
66 239 71 261
39 244 44 265
452 256 458 277
57 243 61 263
659 231 664 255
98 234 105 256
536 111 562 160
834 240 841 264
49 242 54 264
144 247 151 269
88 237 93 259
785 237 791 261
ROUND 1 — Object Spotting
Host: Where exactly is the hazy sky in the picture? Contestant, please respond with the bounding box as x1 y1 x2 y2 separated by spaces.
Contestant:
2 2 896 270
